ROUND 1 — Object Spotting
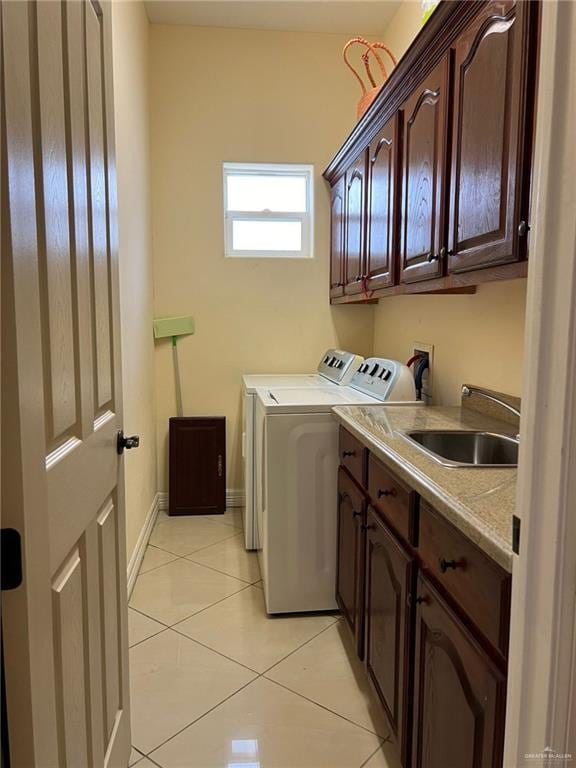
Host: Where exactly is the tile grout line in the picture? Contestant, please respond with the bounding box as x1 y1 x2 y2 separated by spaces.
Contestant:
357 737 394 768
182 553 260 586
260 614 341 676
130 583 254 635
148 529 240 559
168 626 264 676
137 617 346 758
262 675 390 741
143 675 262 759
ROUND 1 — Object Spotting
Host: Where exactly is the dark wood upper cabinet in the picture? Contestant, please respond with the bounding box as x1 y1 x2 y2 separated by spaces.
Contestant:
448 0 530 273
344 152 367 294
365 507 415 767
330 176 345 298
365 115 399 291
324 0 539 303
336 468 366 657
411 573 506 768
399 57 450 284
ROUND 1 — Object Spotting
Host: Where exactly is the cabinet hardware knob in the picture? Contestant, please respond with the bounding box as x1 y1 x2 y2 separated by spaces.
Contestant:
339 491 349 503
361 523 376 532
408 593 427 608
337 282 344 287
427 252 438 263
352 511 362 518
440 246 447 259
342 450 356 458
518 220 530 237
439 558 458 573
377 488 396 498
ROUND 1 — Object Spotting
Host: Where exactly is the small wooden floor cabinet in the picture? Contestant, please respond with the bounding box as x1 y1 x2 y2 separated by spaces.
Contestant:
169 417 226 516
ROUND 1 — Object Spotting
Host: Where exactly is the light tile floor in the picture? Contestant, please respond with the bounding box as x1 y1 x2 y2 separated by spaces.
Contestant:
128 509 400 768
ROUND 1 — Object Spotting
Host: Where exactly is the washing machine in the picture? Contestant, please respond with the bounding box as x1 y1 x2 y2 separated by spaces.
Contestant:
242 349 363 549
254 358 418 614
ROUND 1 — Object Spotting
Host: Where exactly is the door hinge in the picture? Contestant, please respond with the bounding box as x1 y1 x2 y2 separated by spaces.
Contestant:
512 515 521 555
1 529 23 591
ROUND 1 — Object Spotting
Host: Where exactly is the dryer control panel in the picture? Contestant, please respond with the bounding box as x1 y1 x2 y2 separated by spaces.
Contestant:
350 358 416 401
317 349 363 385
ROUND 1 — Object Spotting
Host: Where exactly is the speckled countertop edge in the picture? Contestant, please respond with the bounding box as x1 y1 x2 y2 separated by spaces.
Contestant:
332 404 516 572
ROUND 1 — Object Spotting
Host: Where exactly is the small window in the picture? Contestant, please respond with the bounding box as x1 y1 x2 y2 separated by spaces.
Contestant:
223 162 314 258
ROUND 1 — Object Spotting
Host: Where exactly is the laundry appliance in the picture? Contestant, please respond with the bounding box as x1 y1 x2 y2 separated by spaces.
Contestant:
254 358 418 614
242 349 363 549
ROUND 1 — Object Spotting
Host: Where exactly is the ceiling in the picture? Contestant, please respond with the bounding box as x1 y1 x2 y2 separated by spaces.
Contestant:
144 0 402 35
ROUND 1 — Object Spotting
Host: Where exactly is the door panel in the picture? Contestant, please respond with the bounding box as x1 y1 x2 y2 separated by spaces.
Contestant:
411 574 506 768
1 2 130 767
366 116 399 291
448 1 524 272
336 468 365 657
330 176 345 297
365 508 414 765
344 152 367 294
86 2 114 411
400 57 449 283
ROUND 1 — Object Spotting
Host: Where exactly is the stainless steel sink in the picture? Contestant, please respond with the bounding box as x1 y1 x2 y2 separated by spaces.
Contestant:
401 430 519 468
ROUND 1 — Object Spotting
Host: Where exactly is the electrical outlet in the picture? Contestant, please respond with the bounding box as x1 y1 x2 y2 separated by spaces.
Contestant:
412 342 434 404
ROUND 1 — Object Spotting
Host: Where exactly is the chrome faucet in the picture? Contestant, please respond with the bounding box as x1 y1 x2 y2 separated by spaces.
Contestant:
461 385 521 439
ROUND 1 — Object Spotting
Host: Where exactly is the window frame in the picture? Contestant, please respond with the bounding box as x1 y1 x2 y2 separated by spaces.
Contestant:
223 162 314 259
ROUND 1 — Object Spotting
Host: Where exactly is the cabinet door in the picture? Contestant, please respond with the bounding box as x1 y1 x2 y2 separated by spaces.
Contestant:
365 507 415 765
399 57 450 283
336 468 365 657
330 176 345 297
366 116 399 291
411 573 506 768
448 0 530 272
169 417 226 515
344 151 367 294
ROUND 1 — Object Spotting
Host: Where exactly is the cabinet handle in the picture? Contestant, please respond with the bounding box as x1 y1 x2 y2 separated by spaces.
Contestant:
439 558 459 573
377 488 397 498
339 491 349 503
427 252 438 263
342 450 356 458
518 220 530 237
440 246 447 259
361 523 376 532
352 511 362 518
407 593 427 608
337 281 344 287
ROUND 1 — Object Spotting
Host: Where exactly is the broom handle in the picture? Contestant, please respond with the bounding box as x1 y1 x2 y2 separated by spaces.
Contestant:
172 336 183 417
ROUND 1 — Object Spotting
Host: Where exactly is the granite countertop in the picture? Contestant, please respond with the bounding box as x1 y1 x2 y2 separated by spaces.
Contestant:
332 404 517 572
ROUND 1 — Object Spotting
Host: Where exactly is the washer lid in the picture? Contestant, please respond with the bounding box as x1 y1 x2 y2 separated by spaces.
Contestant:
256 385 376 413
242 373 330 393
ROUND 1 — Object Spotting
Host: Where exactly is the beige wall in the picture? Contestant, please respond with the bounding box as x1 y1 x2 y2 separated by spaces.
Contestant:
149 25 375 491
373 280 527 404
379 0 424 61
373 1 528 405
112 0 157 559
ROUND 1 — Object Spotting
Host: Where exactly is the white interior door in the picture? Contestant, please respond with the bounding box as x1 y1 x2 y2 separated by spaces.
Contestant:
1 1 131 766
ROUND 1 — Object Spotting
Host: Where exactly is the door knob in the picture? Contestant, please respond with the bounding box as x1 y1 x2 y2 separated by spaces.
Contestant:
117 430 140 455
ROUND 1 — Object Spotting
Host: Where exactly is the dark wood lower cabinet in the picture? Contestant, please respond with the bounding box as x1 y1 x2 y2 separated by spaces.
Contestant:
411 573 506 768
336 468 366 657
335 430 510 768
365 507 415 767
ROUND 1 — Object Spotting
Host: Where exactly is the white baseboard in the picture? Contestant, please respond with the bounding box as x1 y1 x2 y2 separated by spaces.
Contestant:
127 492 161 597
157 489 244 512
225 489 245 508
